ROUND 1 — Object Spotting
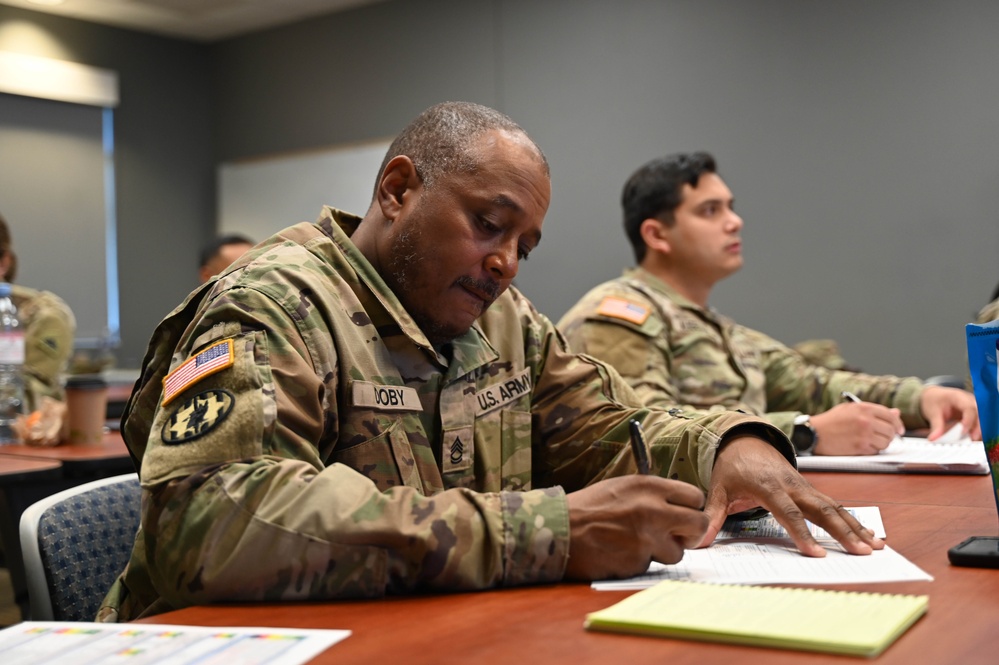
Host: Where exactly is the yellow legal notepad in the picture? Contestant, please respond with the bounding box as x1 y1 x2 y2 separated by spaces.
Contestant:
584 580 928 657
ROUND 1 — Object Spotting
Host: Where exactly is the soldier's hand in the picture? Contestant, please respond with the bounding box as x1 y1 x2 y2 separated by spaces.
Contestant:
564 475 708 581
919 385 980 441
809 402 904 455
700 436 884 557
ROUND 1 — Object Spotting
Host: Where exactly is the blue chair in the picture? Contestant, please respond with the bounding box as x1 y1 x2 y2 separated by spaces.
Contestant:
18 473 140 621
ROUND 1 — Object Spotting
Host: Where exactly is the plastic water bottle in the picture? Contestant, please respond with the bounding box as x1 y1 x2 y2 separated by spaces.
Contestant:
0 282 26 444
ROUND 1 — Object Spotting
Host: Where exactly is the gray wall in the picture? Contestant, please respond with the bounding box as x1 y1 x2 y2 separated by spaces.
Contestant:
213 0 999 378
0 5 214 367
4 0 998 378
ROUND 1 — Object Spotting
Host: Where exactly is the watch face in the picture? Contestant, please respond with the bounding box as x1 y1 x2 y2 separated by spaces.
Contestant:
792 422 816 453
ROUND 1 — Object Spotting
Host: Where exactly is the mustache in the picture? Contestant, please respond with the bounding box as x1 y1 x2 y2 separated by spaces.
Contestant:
455 275 502 301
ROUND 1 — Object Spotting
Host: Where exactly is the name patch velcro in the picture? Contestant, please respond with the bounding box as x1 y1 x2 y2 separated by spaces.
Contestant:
352 381 423 411
476 368 532 414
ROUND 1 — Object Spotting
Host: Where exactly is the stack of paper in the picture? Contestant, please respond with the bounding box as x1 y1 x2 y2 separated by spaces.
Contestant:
585 580 928 657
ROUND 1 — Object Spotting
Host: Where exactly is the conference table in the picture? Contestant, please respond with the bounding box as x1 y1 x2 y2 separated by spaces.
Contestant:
0 430 132 478
137 470 999 664
0 456 63 483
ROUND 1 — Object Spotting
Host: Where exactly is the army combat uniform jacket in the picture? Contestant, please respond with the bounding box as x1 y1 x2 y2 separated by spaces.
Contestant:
558 267 927 441
99 208 789 622
11 283 75 410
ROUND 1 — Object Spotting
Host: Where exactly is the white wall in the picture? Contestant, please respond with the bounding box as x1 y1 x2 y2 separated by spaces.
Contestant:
218 139 391 239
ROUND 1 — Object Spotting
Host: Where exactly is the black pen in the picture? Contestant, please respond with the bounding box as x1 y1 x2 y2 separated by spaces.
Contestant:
628 419 651 475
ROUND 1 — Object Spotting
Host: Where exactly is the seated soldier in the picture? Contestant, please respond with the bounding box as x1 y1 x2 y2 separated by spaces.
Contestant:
198 233 254 284
0 212 75 411
98 105 881 623
559 152 979 456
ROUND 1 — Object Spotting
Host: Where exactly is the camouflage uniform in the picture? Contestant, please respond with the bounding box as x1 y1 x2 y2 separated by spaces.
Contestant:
558 267 927 441
10 283 75 411
98 208 788 622
791 338 855 372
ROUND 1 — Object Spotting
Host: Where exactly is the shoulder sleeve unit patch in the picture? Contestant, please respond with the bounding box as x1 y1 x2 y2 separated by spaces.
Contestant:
161 388 235 445
596 296 650 325
162 338 235 406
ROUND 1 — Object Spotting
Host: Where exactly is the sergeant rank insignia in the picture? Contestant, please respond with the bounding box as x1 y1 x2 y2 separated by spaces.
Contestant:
162 388 234 445
449 437 465 465
443 426 473 473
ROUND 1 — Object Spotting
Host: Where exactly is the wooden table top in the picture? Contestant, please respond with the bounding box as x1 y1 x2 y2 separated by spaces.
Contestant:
0 429 129 462
806 469 999 511
0 454 62 481
136 472 999 664
106 381 134 404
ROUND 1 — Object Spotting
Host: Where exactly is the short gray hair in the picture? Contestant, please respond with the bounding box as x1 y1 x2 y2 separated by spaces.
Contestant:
374 101 549 196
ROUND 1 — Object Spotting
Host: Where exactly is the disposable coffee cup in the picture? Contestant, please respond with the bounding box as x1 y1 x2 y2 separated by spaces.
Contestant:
64 375 108 445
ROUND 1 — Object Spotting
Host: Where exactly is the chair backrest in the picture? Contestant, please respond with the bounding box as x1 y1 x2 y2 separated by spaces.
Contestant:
19 473 141 621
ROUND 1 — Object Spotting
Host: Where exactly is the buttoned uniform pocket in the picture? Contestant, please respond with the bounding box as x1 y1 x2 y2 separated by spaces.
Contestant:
470 407 533 492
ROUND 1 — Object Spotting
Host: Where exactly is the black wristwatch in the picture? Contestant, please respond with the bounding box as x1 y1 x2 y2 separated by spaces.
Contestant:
791 414 818 455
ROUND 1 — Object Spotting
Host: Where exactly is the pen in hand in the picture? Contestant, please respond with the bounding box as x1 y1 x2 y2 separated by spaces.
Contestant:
841 390 903 446
841 391 861 404
629 419 651 475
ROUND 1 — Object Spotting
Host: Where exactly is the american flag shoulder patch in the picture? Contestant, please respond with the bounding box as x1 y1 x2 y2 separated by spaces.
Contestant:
596 296 650 325
162 339 235 406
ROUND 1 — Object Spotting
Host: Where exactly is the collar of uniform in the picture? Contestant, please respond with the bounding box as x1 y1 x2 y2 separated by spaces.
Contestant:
623 266 727 325
9 282 42 310
442 322 498 380
315 206 439 354
317 204 364 237
440 290 505 377
315 205 494 370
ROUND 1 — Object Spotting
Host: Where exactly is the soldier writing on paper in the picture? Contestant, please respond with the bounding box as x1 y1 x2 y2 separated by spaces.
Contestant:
559 152 979 457
99 105 882 623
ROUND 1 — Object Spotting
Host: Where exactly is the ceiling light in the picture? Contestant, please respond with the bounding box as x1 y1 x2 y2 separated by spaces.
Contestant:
27 0 67 6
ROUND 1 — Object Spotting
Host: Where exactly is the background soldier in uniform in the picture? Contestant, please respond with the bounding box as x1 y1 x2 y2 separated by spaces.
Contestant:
0 212 76 410
100 106 881 622
197 233 254 284
559 152 979 457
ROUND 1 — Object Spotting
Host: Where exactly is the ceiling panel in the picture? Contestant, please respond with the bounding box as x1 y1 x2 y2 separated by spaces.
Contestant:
0 0 386 41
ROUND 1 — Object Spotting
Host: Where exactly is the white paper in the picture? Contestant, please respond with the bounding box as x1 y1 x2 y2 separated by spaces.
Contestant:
0 622 350 665
796 425 987 475
592 506 932 590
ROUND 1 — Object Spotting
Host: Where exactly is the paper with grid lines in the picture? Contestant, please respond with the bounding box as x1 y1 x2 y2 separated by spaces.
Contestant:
0 622 349 665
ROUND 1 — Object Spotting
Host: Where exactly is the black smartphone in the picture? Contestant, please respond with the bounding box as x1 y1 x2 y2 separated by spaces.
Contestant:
948 536 999 569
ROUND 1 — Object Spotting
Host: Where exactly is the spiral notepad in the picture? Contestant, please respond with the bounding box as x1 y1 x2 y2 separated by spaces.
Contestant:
795 432 987 475
584 580 928 657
